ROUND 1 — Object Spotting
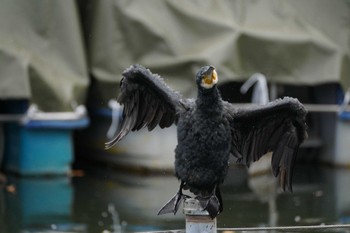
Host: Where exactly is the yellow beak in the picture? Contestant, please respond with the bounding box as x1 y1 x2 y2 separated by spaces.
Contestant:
203 69 218 85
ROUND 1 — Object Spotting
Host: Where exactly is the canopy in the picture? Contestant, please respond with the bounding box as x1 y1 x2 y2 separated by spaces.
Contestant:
1 0 349 111
0 0 88 111
84 0 349 105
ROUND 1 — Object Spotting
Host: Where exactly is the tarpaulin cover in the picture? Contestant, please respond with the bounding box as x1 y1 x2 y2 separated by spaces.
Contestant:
0 0 88 111
1 0 349 110
83 0 350 106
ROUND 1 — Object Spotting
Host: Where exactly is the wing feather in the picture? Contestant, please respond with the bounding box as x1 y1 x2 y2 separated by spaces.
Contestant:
105 64 186 149
148 104 164 131
160 109 174 128
225 97 307 191
134 92 148 130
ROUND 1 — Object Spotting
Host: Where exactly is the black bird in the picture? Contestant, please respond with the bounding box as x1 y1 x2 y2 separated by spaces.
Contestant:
106 64 307 218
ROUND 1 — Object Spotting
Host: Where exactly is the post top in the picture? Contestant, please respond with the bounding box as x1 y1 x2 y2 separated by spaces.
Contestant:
183 198 210 216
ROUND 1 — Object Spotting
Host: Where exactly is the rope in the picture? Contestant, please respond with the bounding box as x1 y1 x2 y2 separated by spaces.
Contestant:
218 223 350 232
229 103 350 113
138 224 350 233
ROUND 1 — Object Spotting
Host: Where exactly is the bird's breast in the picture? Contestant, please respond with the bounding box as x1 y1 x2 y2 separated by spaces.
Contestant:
177 113 231 154
175 113 231 188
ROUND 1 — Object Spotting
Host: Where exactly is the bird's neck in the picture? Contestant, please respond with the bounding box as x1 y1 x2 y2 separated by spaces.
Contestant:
196 87 223 114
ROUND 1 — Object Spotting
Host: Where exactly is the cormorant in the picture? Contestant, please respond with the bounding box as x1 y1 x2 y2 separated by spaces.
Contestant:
106 64 307 218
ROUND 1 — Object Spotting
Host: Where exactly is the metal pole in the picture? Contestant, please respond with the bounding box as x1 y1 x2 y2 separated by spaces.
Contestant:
183 198 217 233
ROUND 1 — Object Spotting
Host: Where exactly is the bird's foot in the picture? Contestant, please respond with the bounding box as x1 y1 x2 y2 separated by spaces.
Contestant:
197 195 221 219
157 192 190 215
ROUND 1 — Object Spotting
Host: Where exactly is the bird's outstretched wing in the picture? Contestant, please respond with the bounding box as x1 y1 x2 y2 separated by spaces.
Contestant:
105 64 186 149
224 97 307 191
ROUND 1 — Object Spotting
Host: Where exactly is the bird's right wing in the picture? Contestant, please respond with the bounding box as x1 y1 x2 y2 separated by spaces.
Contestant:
105 64 187 149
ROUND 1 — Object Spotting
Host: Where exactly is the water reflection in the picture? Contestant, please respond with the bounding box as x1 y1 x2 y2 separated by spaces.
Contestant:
1 176 80 233
72 165 184 232
1 163 350 232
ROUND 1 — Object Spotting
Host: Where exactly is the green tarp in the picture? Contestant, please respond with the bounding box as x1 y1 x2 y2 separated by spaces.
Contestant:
0 0 88 111
84 0 350 106
1 0 349 111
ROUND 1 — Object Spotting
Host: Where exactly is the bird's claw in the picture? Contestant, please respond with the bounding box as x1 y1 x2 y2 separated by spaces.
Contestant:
197 195 221 219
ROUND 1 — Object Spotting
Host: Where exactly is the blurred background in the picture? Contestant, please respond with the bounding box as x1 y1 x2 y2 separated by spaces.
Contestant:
0 0 350 232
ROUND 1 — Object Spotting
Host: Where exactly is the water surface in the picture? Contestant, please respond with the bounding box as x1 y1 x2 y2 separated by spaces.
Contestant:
1 163 350 232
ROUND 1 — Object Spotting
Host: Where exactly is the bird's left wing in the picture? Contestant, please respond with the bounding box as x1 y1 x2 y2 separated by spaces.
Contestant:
224 97 307 191
105 64 187 149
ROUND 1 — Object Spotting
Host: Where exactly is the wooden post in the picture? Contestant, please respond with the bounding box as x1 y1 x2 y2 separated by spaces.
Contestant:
183 198 217 233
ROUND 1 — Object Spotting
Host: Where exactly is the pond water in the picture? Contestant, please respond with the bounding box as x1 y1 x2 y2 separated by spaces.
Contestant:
1 162 350 233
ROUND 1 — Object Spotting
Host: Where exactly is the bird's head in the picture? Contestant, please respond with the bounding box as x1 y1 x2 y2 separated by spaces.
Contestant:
196 65 218 90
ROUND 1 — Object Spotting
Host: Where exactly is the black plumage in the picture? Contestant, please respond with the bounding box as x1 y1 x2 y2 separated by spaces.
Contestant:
106 64 307 218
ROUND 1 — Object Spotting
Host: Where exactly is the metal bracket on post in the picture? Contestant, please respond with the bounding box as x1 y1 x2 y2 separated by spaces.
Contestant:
183 198 217 233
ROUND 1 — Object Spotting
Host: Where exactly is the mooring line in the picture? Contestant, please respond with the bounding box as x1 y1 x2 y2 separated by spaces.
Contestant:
139 223 350 233
219 223 350 232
